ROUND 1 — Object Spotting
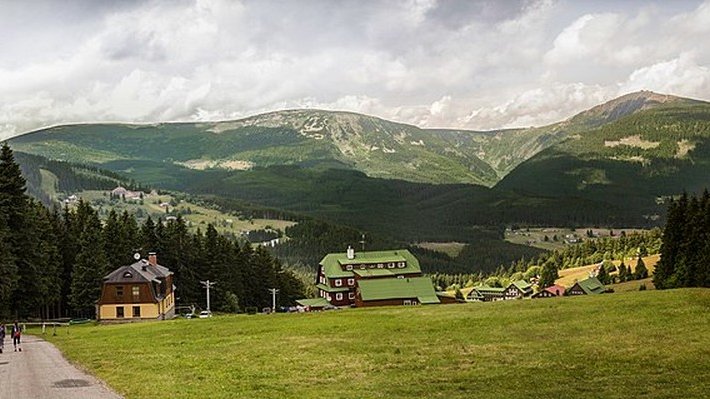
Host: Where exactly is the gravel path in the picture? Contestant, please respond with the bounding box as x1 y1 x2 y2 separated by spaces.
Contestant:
0 335 123 398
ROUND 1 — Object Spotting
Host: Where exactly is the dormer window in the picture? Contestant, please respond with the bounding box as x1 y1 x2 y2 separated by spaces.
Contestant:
387 262 395 268
397 262 406 268
377 263 384 268
345 264 353 271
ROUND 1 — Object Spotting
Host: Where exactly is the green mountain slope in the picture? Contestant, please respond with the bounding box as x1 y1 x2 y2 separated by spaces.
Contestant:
11 91 692 186
496 101 710 215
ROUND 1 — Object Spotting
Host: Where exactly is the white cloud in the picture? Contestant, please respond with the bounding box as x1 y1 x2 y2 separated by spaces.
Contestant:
1 0 709 141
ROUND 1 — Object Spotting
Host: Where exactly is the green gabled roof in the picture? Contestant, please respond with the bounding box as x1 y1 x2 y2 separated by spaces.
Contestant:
296 298 330 308
319 249 421 279
473 286 505 294
315 283 350 293
512 280 533 292
358 276 439 304
575 277 606 294
352 268 420 278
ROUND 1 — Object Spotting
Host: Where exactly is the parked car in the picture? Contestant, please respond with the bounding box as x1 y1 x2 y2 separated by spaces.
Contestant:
198 310 212 318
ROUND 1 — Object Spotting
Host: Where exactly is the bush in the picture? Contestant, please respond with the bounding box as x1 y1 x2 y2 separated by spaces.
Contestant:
639 283 647 291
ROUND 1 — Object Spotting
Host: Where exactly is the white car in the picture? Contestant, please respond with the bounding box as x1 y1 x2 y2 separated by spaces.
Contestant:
198 310 212 318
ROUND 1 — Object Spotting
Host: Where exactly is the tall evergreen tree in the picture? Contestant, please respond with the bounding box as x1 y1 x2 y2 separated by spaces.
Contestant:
635 256 648 280
69 201 110 317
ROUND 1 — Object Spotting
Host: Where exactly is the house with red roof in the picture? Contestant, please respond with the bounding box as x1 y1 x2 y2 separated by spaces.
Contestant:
532 284 566 298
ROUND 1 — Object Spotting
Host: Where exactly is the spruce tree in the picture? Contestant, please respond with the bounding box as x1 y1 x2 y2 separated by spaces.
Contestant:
635 256 648 280
69 201 109 317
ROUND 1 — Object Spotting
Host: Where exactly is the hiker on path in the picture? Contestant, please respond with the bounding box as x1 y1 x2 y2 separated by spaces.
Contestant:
0 323 5 353
11 321 21 352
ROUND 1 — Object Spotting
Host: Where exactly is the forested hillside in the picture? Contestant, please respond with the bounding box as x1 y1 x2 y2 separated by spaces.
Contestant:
0 144 304 319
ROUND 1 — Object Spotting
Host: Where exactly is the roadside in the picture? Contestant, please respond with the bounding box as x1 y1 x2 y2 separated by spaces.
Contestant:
0 335 123 399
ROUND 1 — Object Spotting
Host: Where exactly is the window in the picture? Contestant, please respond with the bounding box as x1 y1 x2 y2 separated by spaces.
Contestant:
116 307 124 318
347 278 355 286
132 286 140 300
377 263 384 269
122 271 133 278
345 264 353 271
335 279 342 287
115 286 124 297
335 293 343 301
348 292 355 300
387 263 395 269
398 262 406 268
403 300 412 305
132 306 141 317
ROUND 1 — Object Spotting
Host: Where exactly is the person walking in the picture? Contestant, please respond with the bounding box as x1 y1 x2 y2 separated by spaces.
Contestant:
11 321 21 352
0 323 5 353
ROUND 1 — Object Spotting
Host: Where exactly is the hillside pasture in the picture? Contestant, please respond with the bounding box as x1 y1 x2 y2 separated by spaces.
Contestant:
73 190 296 237
39 289 709 399
555 254 659 287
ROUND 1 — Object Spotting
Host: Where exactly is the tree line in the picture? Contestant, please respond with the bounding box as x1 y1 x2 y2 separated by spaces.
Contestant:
0 143 304 319
654 191 710 289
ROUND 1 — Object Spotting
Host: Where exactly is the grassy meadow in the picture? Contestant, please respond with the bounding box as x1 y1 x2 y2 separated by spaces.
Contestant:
38 289 709 399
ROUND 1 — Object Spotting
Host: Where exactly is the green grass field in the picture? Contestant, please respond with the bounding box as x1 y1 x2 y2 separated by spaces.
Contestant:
38 289 709 399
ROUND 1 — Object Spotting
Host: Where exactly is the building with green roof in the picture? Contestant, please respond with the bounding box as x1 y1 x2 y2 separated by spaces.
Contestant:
503 280 534 299
313 246 432 307
568 277 606 295
466 286 505 302
356 277 440 306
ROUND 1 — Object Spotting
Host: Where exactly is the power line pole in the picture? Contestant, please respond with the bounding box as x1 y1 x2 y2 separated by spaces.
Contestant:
200 280 217 313
268 288 279 313
359 233 366 251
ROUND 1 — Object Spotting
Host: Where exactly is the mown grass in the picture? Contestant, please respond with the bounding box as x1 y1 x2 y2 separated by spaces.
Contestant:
39 289 709 399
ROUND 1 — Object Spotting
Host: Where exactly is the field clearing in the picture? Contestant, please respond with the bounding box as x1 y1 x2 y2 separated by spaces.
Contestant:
38 289 709 399
415 242 466 258
555 254 660 287
608 277 655 292
76 190 296 236
39 168 59 201
505 227 648 251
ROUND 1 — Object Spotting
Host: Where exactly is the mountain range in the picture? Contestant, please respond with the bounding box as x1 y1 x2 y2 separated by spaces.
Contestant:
8 90 710 242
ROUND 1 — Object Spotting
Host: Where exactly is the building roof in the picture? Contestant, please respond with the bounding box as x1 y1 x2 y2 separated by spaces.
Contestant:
472 286 506 294
103 259 172 284
352 268 420 278
315 283 350 293
572 277 606 294
358 276 439 304
544 284 566 296
296 298 331 308
319 249 421 279
511 280 533 293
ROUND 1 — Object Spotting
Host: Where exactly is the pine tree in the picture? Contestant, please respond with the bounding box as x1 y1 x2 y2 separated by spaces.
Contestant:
69 201 109 317
0 217 17 317
596 262 610 284
635 256 648 280
539 261 558 288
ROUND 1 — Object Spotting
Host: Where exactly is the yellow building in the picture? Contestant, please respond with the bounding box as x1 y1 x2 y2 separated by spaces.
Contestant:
97 253 176 321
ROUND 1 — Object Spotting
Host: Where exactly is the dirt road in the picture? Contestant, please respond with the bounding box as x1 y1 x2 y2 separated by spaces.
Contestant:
0 335 122 398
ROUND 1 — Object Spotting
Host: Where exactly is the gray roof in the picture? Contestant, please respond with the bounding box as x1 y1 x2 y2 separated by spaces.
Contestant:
104 259 172 284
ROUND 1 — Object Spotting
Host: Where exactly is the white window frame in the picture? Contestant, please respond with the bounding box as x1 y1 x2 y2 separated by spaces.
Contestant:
335 279 342 287
398 262 406 268
346 264 353 271
387 263 395 269
377 263 384 269
347 278 355 286
335 293 343 301
348 292 355 300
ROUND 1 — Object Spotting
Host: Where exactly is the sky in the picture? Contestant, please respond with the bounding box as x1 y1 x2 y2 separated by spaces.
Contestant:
1 0 710 140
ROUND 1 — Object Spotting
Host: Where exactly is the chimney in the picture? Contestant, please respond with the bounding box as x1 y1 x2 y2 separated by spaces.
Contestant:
346 246 355 260
148 252 157 266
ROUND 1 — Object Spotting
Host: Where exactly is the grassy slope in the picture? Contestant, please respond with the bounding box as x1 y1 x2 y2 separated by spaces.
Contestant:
556 254 659 287
39 289 709 399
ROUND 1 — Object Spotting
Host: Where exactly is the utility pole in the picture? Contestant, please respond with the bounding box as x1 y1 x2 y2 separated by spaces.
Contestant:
268 288 279 313
359 233 366 251
200 280 217 313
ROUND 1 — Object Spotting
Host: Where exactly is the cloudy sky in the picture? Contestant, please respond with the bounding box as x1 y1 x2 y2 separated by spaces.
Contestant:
1 0 710 140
